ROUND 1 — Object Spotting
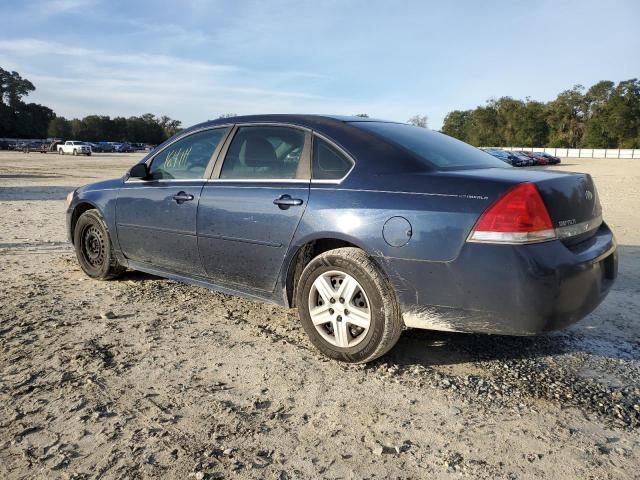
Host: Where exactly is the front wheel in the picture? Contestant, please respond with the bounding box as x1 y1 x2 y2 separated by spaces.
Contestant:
73 149 77 156
73 209 125 280
296 247 403 363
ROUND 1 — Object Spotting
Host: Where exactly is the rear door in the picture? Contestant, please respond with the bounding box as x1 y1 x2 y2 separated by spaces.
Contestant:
197 125 310 292
116 127 229 275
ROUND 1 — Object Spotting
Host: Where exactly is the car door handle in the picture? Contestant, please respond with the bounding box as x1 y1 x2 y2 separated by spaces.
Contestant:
273 194 303 209
172 191 194 204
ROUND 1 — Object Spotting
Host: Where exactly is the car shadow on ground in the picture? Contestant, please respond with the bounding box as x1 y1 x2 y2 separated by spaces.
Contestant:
0 174 63 179
0 185 77 201
116 270 163 282
383 329 631 368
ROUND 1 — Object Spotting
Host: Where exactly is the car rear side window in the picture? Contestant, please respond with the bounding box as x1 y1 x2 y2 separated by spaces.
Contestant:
220 126 305 180
312 137 353 180
353 122 508 170
149 128 226 180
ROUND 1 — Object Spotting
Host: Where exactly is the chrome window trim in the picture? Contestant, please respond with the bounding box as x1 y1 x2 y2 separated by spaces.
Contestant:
125 178 207 184
310 132 356 185
206 178 310 184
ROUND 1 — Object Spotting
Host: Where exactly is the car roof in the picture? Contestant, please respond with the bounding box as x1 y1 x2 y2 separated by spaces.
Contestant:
180 114 423 175
199 114 398 129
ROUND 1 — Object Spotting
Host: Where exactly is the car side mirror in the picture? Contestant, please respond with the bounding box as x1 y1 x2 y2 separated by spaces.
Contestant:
129 163 150 179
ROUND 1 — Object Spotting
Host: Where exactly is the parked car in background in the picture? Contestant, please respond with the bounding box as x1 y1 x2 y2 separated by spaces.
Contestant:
518 151 549 166
536 152 561 164
58 141 92 156
86 142 104 152
116 142 135 153
65 114 617 363
484 149 527 167
94 142 114 152
509 151 535 166
21 141 49 153
0 140 12 150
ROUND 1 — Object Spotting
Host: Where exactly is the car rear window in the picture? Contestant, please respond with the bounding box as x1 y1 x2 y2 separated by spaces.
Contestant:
353 122 508 170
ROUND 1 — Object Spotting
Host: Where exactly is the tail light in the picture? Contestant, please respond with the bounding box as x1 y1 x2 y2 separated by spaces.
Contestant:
468 183 556 244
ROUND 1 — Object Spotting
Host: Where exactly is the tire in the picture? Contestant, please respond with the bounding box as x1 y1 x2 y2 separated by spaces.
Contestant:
59 149 63 155
87 152 92 156
73 149 77 156
296 247 403 363
73 209 125 280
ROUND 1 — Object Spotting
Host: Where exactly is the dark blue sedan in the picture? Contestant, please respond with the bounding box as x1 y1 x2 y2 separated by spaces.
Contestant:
66 115 617 363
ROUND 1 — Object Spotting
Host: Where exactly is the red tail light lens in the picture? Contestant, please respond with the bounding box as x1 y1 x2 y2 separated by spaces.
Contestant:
468 183 556 243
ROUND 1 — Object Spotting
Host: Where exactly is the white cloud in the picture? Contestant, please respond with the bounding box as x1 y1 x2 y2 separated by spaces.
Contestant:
41 0 99 15
0 37 391 125
0 38 238 73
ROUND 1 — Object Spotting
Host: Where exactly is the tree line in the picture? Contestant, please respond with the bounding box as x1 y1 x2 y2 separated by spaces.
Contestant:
0 67 181 144
441 79 640 148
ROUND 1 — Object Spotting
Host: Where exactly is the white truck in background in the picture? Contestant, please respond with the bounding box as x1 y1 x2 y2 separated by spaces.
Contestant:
57 141 92 156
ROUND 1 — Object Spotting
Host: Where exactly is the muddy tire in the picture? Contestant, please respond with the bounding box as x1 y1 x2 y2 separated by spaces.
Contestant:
296 247 403 363
73 209 125 280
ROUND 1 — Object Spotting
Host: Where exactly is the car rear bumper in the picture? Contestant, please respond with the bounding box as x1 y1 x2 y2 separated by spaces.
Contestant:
380 223 617 335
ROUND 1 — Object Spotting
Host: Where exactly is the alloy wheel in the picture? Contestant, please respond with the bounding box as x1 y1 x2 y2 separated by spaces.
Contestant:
308 270 371 348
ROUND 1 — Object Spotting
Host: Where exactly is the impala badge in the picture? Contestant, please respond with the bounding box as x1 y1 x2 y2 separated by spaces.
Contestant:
585 190 593 200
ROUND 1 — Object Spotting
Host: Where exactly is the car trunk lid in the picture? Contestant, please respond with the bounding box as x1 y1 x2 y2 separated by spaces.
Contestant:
438 167 603 244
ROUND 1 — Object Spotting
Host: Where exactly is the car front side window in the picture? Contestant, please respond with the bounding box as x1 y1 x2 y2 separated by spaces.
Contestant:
148 128 227 180
219 126 306 180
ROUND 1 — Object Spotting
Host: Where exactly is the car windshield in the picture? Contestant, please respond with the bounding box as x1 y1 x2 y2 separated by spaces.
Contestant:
353 122 508 170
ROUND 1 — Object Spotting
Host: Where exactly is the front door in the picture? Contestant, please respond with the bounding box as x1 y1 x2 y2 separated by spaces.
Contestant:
197 125 310 292
116 128 228 275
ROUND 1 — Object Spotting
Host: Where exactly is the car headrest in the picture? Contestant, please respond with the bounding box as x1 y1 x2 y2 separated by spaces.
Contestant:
243 137 277 168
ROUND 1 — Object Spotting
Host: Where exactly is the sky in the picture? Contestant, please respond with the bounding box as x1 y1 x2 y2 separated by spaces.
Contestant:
0 0 638 129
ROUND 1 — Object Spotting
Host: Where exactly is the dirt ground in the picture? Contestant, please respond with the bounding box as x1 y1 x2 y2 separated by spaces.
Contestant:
0 151 638 479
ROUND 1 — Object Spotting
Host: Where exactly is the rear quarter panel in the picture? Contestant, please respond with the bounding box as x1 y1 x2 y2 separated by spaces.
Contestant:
295 184 486 263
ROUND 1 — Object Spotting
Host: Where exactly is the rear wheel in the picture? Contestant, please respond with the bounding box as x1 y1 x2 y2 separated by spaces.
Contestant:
73 209 125 280
59 149 63 155
296 247 403 363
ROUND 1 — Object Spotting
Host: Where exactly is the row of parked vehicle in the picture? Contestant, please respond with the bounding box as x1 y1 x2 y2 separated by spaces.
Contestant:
483 149 561 167
0 139 153 154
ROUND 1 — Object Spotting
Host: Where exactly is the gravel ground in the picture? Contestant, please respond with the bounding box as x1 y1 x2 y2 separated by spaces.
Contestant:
0 151 638 479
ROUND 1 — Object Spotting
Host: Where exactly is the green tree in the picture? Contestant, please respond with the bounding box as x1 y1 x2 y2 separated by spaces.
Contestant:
466 104 502 146
606 79 640 148
517 100 549 146
545 85 587 147
158 115 182 138
48 116 72 139
407 114 428 128
441 110 471 141
581 81 615 147
0 67 35 108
